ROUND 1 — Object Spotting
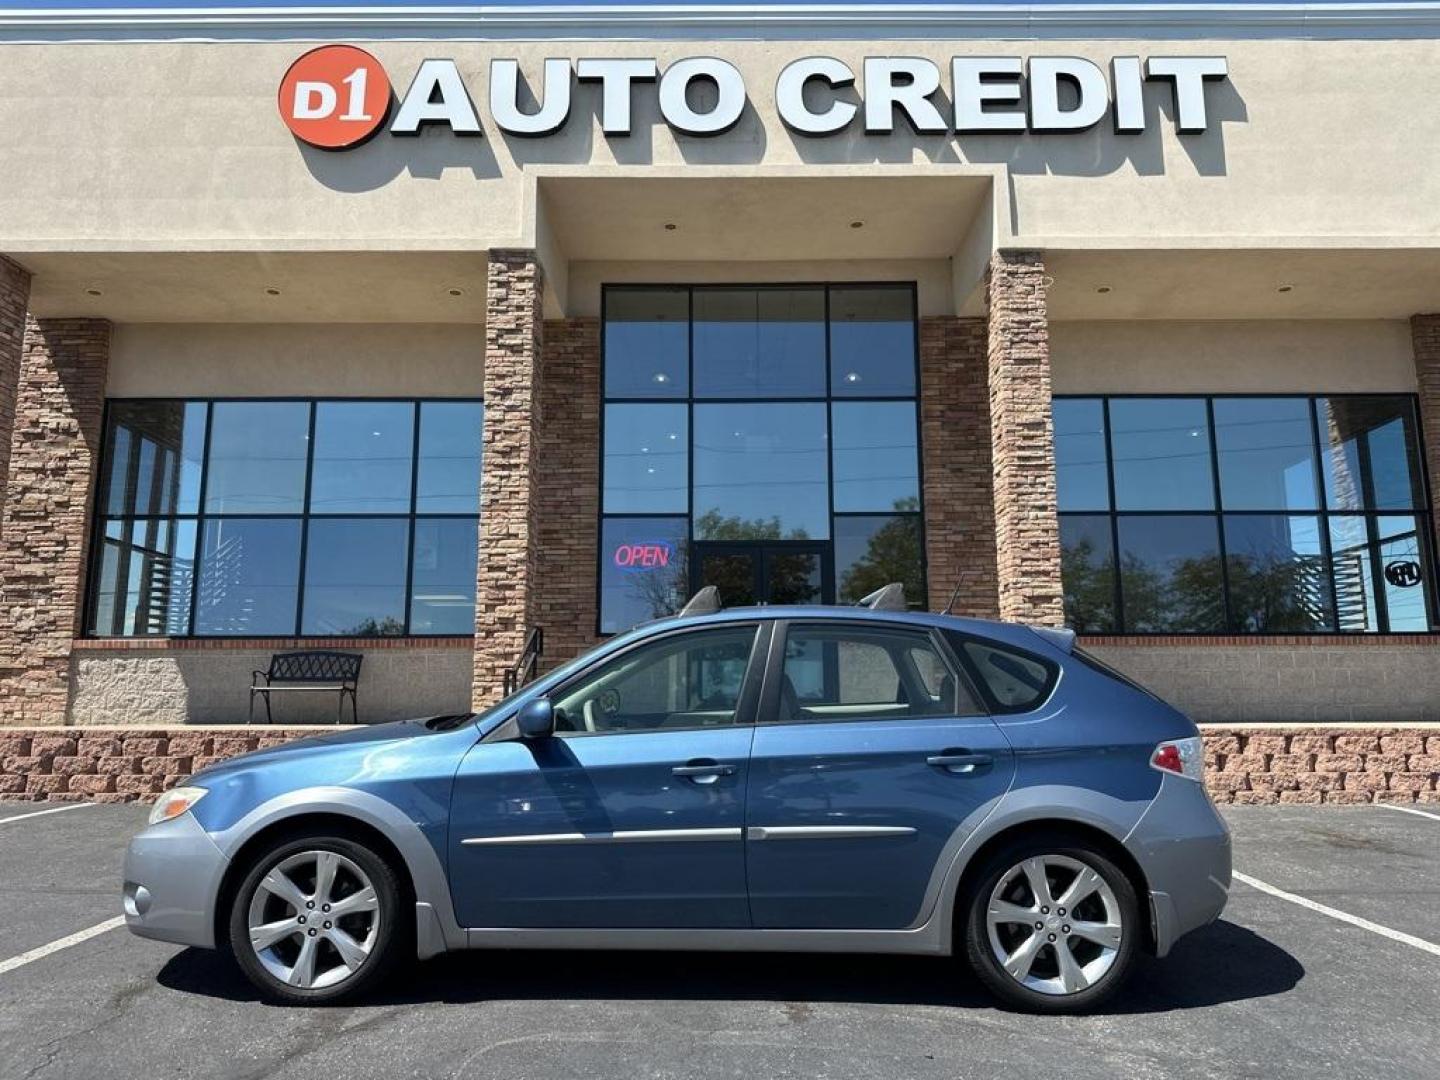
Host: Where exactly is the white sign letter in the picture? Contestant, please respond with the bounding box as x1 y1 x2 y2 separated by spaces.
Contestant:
491 58 573 137
951 58 1024 133
293 81 337 121
863 58 947 135
1111 56 1145 133
1028 57 1109 132
390 59 482 136
658 57 746 136
1145 56 1228 132
776 57 857 136
576 58 658 136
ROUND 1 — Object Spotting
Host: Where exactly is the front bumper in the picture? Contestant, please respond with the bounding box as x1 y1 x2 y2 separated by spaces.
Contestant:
122 811 230 950
1126 772 1232 957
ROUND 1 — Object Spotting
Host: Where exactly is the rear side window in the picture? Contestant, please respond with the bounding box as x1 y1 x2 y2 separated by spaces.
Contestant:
948 633 1058 713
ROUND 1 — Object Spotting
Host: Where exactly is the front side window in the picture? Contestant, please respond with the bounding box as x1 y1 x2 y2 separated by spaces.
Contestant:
551 625 759 734
775 625 980 723
1054 395 1436 634
89 399 483 638
601 284 925 634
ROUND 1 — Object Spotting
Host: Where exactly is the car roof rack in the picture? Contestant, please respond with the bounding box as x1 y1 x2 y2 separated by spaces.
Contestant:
679 585 722 616
857 583 907 611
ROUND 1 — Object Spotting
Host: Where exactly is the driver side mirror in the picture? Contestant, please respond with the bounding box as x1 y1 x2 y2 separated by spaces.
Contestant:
516 697 555 739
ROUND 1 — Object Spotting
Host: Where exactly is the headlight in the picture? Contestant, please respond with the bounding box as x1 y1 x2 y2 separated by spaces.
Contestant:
148 786 208 826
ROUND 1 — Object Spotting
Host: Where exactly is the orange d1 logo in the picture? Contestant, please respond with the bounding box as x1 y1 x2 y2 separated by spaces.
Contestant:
278 45 391 149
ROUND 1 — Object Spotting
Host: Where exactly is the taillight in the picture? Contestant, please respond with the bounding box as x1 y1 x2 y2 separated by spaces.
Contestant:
1151 736 1204 782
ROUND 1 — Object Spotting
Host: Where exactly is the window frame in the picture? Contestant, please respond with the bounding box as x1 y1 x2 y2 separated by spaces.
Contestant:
941 629 1061 715
85 396 484 640
1054 392 1439 636
761 619 988 727
598 282 928 637
544 621 771 739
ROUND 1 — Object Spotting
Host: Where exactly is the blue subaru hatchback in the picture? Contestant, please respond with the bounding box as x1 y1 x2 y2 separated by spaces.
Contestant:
123 590 1230 1013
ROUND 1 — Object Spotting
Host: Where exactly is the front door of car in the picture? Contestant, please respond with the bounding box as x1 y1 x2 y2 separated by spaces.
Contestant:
447 623 768 929
745 620 1016 930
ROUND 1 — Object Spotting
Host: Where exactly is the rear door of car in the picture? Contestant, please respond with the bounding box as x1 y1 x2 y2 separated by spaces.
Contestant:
744 619 1015 930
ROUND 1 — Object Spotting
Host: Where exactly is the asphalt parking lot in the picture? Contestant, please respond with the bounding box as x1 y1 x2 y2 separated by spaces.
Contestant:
0 802 1437 1080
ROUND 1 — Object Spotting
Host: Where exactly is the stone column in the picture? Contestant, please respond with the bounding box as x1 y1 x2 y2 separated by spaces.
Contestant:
0 256 32 512
1411 314 1440 582
986 251 1065 627
0 318 111 724
534 317 601 668
473 252 544 708
919 316 1000 617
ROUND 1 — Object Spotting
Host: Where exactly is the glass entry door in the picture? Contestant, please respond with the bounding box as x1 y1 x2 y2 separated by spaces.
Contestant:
694 543 831 607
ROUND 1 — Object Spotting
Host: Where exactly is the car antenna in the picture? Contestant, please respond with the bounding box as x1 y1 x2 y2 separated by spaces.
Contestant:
857 583 907 611
679 586 722 616
941 572 969 615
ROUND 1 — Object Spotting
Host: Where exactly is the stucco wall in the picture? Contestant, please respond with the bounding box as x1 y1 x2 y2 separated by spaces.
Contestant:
107 322 486 398
68 645 474 726
1085 641 1440 725
1050 319 1418 395
0 37 1437 253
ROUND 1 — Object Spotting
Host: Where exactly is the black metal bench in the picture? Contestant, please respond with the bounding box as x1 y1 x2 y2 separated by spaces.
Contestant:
249 651 363 725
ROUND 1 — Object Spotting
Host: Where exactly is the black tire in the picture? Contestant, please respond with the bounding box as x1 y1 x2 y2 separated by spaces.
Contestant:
962 836 1139 1014
227 832 408 1005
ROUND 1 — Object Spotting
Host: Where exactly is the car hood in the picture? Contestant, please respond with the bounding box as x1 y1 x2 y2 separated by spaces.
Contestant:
193 716 468 777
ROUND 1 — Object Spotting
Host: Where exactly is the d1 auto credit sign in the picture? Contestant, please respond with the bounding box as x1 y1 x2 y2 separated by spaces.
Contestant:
278 45 391 150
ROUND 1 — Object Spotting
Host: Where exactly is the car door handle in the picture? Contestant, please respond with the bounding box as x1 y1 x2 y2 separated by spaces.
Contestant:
926 751 993 774
672 760 737 784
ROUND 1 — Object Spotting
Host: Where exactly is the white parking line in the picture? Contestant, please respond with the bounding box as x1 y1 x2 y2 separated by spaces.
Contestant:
0 917 127 976
0 803 94 826
1376 803 1440 823
1233 871 1440 958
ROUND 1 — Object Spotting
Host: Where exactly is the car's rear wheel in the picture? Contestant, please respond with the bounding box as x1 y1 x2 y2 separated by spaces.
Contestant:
228 833 405 1005
962 837 1139 1014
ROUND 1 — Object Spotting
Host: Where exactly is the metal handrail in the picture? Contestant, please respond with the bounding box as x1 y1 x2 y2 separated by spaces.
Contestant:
503 626 544 696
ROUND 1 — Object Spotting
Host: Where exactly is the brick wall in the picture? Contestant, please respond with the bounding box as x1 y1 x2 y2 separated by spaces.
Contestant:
2 724 1433 804
0 319 110 725
534 317 602 669
919 316 1000 618
986 252 1064 627
473 252 544 708
1412 314 1440 569
0 256 30 512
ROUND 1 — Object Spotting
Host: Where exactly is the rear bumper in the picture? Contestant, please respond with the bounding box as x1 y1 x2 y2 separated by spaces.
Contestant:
122 812 229 950
1126 772 1231 957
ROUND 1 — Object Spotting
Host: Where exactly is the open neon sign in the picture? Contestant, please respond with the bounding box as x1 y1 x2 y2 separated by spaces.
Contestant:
613 541 674 571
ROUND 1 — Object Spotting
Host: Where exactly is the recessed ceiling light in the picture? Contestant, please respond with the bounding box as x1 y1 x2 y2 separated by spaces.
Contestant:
844 372 862 383
1277 285 1293 293
652 372 669 383
447 287 464 297
264 286 281 296
849 221 864 229
664 223 677 231
85 287 103 297
1096 286 1112 294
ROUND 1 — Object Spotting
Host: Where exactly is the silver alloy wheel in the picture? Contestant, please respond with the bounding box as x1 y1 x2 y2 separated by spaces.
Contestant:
985 854 1123 997
246 849 380 991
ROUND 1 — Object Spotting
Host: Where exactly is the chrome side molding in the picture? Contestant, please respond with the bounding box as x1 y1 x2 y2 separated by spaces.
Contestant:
461 827 742 846
746 826 916 841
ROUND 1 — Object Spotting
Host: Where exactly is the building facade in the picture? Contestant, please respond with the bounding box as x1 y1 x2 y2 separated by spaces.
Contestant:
1 1 1438 729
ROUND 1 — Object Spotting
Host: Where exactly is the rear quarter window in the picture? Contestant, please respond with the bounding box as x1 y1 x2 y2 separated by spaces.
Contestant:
946 632 1059 714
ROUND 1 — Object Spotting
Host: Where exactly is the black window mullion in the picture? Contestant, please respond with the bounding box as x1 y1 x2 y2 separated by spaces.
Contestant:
1205 398 1233 632
404 401 422 636
1309 399 1343 632
1101 398 1124 633
293 402 318 637
823 286 837 603
187 402 215 638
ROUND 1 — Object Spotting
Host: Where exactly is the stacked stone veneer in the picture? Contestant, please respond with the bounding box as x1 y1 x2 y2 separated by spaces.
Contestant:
986 252 1064 627
0 319 109 724
2 724 1433 804
0 256 30 505
534 317 602 668
920 316 1000 618
473 252 545 708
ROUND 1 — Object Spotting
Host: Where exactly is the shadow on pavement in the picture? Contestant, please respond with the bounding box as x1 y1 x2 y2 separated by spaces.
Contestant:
158 918 1301 1013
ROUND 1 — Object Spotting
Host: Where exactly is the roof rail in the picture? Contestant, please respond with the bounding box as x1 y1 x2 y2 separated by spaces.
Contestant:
857 583 907 612
679 586 722 616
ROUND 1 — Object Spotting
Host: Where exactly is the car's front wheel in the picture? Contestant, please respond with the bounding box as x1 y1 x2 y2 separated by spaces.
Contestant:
962 837 1139 1014
227 832 406 1005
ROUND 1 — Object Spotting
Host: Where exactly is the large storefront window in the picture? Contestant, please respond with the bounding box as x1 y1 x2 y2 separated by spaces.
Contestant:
599 284 924 634
1054 395 1436 634
88 399 483 637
